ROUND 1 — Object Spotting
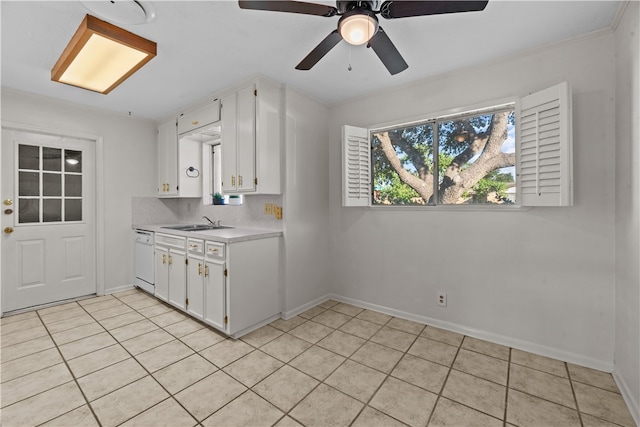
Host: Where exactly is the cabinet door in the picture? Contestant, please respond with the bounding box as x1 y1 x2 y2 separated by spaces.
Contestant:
236 84 256 192
154 247 169 302
204 260 226 330
221 93 237 193
157 120 178 196
186 255 204 320
168 249 186 311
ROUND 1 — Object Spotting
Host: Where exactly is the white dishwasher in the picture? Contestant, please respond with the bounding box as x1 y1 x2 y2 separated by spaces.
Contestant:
134 229 155 294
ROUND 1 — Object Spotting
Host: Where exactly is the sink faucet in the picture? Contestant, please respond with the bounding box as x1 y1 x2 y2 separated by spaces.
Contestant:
203 216 215 226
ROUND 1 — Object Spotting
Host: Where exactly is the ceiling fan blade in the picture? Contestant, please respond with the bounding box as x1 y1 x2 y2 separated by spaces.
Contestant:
295 30 343 70
238 1 337 17
380 1 489 19
367 27 408 75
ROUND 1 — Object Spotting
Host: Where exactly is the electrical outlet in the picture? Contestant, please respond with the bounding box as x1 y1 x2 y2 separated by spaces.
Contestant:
264 203 271 214
437 292 447 307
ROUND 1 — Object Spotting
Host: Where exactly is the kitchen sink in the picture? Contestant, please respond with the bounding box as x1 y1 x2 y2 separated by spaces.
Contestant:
161 224 234 232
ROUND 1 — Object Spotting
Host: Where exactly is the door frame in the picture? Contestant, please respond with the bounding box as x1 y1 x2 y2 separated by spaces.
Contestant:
1 121 105 315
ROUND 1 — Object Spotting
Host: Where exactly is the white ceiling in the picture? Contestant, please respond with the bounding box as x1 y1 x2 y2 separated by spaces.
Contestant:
1 1 621 122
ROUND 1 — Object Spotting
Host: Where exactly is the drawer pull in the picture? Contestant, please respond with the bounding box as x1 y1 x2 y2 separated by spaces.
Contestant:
189 244 199 249
192 120 199 125
208 248 218 253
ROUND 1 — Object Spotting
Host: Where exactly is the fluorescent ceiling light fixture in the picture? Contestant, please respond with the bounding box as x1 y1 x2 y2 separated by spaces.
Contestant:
51 15 156 94
338 11 378 46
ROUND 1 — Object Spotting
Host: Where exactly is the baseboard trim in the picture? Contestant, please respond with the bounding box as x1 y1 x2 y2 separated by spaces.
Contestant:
286 293 614 372
613 369 640 427
104 284 135 295
282 294 332 319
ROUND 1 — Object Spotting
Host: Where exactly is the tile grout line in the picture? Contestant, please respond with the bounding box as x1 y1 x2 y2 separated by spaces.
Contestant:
566 360 586 427
503 347 512 427
424 334 465 427
33 305 103 427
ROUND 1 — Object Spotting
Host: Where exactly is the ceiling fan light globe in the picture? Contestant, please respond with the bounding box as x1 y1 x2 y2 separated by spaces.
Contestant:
338 12 378 46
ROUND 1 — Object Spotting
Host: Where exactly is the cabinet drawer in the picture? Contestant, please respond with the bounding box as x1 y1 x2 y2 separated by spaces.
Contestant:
155 233 187 250
205 242 225 260
178 99 221 135
187 238 204 255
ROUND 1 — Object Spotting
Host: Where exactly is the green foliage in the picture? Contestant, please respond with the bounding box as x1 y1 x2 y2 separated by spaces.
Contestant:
375 174 421 205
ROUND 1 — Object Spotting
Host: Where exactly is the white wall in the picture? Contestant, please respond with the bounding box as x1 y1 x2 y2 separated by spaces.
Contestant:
1 89 157 294
328 33 617 369
282 88 331 315
614 1 640 423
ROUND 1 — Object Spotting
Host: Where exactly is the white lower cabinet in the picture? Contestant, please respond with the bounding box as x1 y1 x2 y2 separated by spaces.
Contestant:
154 246 169 302
155 234 187 310
156 233 280 338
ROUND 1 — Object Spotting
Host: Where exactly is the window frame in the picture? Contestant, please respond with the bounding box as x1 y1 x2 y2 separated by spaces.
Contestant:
342 81 573 210
367 98 520 210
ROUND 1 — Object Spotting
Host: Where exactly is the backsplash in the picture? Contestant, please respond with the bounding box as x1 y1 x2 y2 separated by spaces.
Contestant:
132 195 283 230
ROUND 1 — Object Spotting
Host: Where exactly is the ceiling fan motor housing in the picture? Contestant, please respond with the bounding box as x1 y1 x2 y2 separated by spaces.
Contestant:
336 1 380 14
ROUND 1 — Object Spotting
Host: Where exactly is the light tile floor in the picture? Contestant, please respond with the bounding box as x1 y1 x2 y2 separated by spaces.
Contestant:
0 289 636 427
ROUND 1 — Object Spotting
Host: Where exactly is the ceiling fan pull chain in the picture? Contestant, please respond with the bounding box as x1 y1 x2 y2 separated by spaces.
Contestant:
348 45 353 71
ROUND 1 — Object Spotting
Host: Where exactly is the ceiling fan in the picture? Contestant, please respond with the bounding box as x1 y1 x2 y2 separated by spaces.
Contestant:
238 1 489 75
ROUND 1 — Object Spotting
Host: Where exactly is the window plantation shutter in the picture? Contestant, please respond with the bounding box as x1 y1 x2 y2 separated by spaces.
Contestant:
342 125 371 207
516 81 573 206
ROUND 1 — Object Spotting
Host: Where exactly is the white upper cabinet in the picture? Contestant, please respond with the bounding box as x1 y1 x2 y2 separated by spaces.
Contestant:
157 119 178 196
221 79 282 195
178 98 220 135
157 117 203 198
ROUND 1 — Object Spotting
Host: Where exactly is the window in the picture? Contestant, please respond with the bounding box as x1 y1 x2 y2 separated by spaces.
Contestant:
372 107 515 206
17 143 83 223
342 82 573 208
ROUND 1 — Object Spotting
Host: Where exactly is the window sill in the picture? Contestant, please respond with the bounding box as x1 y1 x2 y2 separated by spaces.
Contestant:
366 204 532 212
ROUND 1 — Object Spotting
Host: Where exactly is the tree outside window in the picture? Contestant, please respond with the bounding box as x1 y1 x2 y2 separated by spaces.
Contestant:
372 107 516 205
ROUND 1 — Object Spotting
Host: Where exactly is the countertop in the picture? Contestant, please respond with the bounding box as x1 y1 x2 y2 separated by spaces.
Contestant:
133 224 282 244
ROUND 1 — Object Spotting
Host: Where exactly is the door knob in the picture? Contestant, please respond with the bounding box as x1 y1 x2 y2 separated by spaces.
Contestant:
4 209 13 215
4 227 14 234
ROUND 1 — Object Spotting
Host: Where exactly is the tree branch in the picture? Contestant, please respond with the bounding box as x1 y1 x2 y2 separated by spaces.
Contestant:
439 111 512 203
375 131 433 202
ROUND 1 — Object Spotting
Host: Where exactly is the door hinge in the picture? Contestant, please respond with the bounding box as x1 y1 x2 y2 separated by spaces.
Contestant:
224 316 228 324
254 177 258 186
186 298 189 306
224 268 228 277
185 259 188 265
254 89 257 97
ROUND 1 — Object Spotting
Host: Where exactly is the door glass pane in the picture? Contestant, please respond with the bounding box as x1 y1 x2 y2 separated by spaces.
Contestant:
18 144 39 170
43 199 62 222
19 172 40 196
43 173 62 196
65 174 82 197
18 199 39 223
65 199 82 222
65 150 82 173
43 147 62 171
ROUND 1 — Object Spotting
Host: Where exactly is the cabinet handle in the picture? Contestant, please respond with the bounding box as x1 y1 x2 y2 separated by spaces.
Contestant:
168 255 172 265
231 176 235 186
204 265 209 277
189 244 198 249
208 248 218 253
162 254 166 265
192 120 199 125
239 175 243 186
198 263 202 276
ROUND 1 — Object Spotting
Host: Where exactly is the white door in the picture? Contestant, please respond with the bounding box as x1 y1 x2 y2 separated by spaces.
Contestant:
186 255 204 320
1 128 96 313
204 260 225 330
